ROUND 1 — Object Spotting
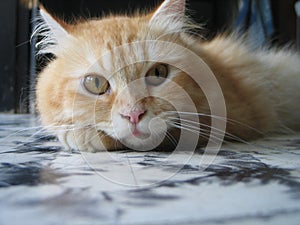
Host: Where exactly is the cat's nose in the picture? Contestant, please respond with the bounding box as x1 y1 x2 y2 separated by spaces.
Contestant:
120 109 146 124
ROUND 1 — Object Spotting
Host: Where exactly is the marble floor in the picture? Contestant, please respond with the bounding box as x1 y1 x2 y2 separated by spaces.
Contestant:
0 114 300 225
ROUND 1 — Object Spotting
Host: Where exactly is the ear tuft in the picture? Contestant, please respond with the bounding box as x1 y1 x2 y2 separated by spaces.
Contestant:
149 0 186 32
32 6 69 55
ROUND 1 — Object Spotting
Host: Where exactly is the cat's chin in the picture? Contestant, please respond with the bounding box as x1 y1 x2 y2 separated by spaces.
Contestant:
118 132 166 151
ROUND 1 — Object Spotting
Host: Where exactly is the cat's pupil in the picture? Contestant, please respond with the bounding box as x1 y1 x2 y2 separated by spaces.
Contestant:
95 77 100 88
155 68 160 77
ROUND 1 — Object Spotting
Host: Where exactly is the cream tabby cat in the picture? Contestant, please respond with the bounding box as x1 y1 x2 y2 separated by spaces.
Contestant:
35 0 300 151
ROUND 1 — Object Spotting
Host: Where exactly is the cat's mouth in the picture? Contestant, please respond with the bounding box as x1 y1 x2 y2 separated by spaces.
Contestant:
130 128 151 139
104 114 168 150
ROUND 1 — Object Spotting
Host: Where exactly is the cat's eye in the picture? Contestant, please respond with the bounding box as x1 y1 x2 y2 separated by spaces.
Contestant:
82 75 110 95
145 64 169 86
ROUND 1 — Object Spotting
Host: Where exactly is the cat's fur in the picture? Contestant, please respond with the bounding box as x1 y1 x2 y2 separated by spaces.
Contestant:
35 0 300 151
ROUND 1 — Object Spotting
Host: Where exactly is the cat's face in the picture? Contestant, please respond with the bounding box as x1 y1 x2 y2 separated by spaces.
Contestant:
36 0 208 150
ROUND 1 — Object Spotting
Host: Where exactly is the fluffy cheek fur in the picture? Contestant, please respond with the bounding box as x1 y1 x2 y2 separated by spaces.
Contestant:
36 61 73 127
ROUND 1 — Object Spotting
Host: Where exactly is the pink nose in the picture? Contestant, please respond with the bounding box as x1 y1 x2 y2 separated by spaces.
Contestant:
120 109 146 124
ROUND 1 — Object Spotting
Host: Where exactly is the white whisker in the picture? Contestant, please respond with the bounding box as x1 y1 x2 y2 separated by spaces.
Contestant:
165 131 178 147
167 121 220 145
164 111 264 135
168 116 243 142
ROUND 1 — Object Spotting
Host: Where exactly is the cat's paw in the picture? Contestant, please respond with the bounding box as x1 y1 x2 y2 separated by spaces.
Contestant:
56 128 117 152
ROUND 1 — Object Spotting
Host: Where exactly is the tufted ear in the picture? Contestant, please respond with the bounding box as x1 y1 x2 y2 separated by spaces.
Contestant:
149 0 186 31
33 6 70 54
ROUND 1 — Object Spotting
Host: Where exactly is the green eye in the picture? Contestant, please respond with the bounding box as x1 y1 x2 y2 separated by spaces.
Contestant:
145 64 169 86
83 75 110 95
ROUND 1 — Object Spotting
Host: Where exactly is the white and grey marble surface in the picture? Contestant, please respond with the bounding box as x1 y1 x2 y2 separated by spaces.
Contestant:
0 114 300 225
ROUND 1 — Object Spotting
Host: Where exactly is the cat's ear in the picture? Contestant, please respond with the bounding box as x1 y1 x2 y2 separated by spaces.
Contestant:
33 6 70 54
149 0 186 31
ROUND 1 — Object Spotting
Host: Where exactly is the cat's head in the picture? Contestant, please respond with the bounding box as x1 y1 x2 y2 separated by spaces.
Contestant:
35 0 210 151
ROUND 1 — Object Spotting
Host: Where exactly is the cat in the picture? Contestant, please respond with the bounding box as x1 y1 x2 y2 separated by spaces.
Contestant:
35 0 300 152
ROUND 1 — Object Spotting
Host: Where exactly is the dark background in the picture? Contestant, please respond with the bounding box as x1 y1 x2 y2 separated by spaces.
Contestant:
0 0 298 113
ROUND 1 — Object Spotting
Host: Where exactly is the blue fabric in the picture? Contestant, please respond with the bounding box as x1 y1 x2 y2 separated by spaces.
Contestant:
235 0 274 48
